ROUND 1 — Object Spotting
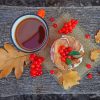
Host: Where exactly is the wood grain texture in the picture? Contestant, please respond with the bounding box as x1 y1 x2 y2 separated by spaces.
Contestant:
0 6 100 97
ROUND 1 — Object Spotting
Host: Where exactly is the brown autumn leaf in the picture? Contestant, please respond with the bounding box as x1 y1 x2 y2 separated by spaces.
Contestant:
90 49 100 61
54 68 80 89
95 30 100 43
0 43 29 79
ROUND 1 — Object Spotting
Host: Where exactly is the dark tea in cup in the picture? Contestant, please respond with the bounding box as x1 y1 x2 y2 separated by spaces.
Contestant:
11 14 49 53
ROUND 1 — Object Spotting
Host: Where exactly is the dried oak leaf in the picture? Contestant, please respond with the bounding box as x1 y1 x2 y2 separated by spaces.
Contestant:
0 43 29 79
54 68 80 89
95 30 100 43
90 49 100 61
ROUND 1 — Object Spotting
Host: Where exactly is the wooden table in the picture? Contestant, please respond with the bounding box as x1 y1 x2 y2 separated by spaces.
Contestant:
0 6 100 97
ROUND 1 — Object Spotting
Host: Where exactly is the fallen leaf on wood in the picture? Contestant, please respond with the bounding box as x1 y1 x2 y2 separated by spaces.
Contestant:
95 30 100 43
90 49 100 61
54 68 80 89
37 9 46 18
0 43 29 79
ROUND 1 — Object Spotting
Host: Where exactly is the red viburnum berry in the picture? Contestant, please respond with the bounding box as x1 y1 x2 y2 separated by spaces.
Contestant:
53 23 58 28
61 57 66 62
29 54 36 61
67 47 73 52
50 70 55 74
86 64 92 69
85 34 91 39
49 17 55 22
87 73 93 79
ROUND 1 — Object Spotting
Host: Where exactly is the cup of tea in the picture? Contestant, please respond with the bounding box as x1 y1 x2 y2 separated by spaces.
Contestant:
11 14 49 53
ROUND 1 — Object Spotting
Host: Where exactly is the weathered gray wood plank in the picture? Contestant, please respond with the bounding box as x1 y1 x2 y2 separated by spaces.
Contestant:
0 6 100 97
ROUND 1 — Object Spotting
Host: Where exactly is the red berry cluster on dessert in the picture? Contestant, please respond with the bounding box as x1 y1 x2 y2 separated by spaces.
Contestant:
50 35 84 70
29 54 44 77
58 19 78 34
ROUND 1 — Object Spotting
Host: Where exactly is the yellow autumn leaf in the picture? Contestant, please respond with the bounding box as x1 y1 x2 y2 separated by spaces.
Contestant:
0 43 29 79
62 70 80 89
54 68 80 89
95 30 100 43
90 49 100 61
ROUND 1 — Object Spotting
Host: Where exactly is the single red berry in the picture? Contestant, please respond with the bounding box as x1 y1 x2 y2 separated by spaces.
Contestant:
65 29 69 34
37 57 44 63
34 61 39 66
30 70 37 77
36 65 43 70
61 52 66 57
37 70 43 76
87 73 93 79
72 24 75 28
67 22 72 27
50 70 55 74
29 54 36 61
62 28 66 32
71 19 75 24
64 23 68 27
60 45 66 50
58 30 62 34
67 56 72 59
68 26 73 30
68 27 72 33
58 49 64 54
67 47 73 52
61 57 66 62
35 67 41 71
34 56 39 61
31 64 35 68
40 71 43 75
49 17 55 22
86 64 92 69
74 20 78 25
85 34 91 39
53 23 58 28
65 51 69 55
35 64 41 68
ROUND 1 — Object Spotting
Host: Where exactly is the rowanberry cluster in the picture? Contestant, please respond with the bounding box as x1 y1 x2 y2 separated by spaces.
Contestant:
29 54 44 77
58 19 78 34
58 45 73 63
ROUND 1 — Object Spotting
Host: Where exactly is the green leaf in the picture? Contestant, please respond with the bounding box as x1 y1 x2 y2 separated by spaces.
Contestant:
66 58 72 65
69 51 80 56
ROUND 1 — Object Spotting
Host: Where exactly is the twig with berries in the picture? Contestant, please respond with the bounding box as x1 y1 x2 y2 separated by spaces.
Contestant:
58 19 78 34
58 45 82 66
29 54 44 77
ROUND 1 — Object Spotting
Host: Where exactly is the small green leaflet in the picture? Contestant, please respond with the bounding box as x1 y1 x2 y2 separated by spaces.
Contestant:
69 50 80 56
66 58 72 65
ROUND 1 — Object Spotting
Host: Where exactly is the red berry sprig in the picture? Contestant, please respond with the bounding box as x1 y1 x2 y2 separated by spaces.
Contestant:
58 45 81 66
29 54 44 77
58 45 73 64
58 19 78 34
